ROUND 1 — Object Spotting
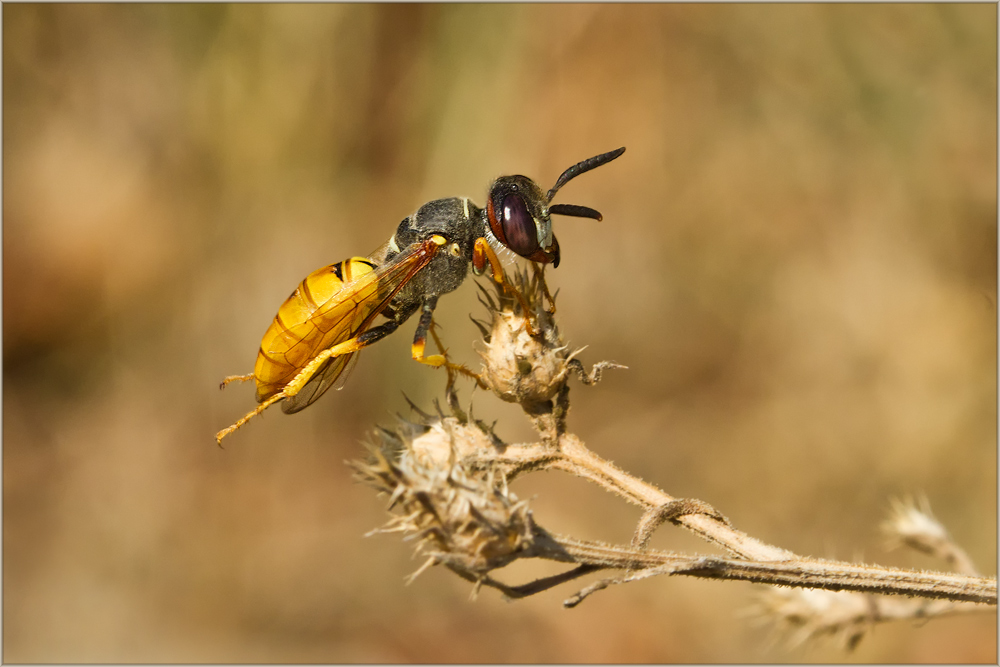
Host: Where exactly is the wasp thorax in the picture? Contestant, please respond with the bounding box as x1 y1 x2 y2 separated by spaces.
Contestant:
476 270 569 405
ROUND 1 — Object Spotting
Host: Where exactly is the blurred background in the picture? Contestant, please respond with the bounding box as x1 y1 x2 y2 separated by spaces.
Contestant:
4 4 996 662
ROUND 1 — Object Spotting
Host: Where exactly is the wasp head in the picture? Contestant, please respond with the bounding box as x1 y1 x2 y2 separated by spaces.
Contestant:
484 147 626 269
485 175 560 267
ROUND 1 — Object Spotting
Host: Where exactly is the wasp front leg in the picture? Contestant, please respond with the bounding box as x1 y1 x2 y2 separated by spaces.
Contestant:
472 237 506 285
530 261 557 315
472 237 540 337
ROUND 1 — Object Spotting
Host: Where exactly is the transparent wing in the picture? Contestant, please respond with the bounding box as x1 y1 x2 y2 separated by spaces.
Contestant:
281 351 358 414
279 239 439 413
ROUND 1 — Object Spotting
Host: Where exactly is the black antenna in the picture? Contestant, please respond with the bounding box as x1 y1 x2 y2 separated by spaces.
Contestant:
548 203 603 221
546 146 626 202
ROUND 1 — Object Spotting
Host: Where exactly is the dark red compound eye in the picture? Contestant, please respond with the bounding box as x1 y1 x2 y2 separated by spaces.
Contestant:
499 193 539 257
486 175 558 264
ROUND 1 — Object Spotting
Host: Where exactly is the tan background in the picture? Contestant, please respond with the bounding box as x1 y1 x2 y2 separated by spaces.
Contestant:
4 4 996 662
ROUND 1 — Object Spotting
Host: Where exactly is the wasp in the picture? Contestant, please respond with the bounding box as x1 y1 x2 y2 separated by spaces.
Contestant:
216 147 625 444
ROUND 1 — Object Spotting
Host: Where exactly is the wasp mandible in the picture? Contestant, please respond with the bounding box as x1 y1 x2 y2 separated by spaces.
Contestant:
216 147 626 444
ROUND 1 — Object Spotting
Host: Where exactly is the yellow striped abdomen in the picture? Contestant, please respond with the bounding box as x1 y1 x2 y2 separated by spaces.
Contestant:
253 257 378 401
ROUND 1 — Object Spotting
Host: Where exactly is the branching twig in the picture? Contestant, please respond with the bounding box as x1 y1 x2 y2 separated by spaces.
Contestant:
354 267 996 650
471 437 793 562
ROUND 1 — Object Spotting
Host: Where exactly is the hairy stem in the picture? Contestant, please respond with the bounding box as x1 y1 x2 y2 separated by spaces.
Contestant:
540 533 996 605
472 435 793 561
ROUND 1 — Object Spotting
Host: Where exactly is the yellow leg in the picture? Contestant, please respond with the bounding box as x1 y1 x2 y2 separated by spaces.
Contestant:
427 320 486 389
220 373 254 389
216 392 284 446
473 238 540 337
281 334 369 396
411 335 446 368
216 330 381 446
530 262 556 315
474 237 506 285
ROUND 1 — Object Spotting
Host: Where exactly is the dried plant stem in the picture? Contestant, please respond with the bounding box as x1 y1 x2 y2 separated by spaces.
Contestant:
541 534 996 605
451 527 995 606
479 436 793 561
556 435 794 561
466 435 996 606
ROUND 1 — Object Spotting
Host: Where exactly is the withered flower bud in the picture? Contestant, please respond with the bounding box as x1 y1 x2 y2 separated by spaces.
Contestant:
476 269 572 405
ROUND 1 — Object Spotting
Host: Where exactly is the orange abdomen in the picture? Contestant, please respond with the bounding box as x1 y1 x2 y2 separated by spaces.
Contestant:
253 258 378 401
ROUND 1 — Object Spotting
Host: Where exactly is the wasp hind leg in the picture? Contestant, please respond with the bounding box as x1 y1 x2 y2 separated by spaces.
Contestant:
215 392 285 446
216 322 402 446
219 373 255 390
412 296 485 389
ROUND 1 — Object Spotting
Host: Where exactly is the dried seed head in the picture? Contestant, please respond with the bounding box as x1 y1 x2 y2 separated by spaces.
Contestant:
408 417 497 469
353 418 535 578
748 587 872 650
881 495 977 574
882 495 949 552
476 269 571 405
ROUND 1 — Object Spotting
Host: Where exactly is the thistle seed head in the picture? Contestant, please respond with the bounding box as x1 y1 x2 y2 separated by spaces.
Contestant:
476 269 571 405
353 417 535 577
407 416 498 469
